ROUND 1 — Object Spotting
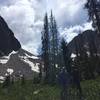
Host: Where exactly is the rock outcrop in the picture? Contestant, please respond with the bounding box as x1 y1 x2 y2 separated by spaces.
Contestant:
0 16 21 56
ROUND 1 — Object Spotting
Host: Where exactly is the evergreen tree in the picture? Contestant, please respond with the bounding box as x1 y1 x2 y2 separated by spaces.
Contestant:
41 13 50 83
41 11 60 84
85 0 100 33
38 63 42 82
49 11 59 84
88 34 97 78
46 11 58 83
61 38 71 73
85 0 100 78
57 42 65 71
3 74 11 88
21 74 25 85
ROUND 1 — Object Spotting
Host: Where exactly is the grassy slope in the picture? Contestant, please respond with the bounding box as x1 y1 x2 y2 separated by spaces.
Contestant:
0 77 100 100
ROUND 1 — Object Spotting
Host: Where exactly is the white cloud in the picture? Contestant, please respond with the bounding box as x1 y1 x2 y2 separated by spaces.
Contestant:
60 22 92 42
46 0 88 27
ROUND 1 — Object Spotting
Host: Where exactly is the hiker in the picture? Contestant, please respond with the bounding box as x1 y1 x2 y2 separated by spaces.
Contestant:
72 68 82 98
58 68 71 100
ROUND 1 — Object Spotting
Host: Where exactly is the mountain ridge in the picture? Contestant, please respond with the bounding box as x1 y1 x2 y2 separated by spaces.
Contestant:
67 30 100 56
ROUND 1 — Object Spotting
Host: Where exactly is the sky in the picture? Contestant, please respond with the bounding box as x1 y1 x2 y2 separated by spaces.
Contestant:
0 0 93 55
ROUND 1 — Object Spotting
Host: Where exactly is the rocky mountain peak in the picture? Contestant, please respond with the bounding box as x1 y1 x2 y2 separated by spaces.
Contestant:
0 16 21 56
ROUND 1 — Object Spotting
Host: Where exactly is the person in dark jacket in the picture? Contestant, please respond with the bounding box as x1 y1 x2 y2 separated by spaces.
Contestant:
58 68 71 100
72 68 82 98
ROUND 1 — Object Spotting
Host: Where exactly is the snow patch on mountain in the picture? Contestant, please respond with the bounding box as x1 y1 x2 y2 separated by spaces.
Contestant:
7 68 14 75
0 51 18 64
22 58 39 73
19 54 39 73
0 59 8 64
71 53 76 58
0 76 5 80
0 76 5 83
25 53 38 59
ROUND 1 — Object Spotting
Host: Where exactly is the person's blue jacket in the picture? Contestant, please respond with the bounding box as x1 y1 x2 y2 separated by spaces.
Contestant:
58 69 71 87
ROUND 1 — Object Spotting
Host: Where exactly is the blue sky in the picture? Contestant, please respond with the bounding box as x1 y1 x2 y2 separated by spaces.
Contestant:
0 0 92 54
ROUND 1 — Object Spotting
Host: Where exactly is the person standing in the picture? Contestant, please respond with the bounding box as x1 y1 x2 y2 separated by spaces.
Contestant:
72 68 82 99
58 68 71 100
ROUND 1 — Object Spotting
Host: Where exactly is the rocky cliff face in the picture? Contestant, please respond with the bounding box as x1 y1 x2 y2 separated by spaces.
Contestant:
0 16 21 56
68 30 100 56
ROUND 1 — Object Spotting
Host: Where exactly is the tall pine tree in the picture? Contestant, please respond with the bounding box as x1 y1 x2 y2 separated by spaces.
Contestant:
41 11 60 84
61 38 71 73
41 13 50 83
85 0 100 33
49 11 59 84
